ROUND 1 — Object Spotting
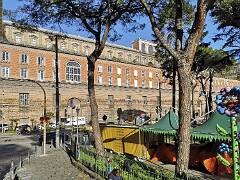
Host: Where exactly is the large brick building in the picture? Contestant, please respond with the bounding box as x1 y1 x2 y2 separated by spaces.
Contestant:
0 21 173 125
0 20 239 126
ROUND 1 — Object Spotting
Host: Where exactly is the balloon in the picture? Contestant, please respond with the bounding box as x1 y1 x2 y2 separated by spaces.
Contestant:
225 109 231 116
216 95 223 100
235 106 240 113
215 99 222 105
218 107 225 114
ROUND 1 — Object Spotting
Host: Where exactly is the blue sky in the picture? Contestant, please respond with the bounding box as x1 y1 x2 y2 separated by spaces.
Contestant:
3 0 224 49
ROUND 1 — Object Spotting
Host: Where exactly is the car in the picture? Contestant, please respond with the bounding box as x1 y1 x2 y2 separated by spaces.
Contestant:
0 124 9 131
65 117 86 126
16 124 31 135
49 123 56 128
38 131 56 145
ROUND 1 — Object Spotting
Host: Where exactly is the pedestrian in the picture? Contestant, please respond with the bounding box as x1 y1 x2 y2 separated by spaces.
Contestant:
108 169 123 180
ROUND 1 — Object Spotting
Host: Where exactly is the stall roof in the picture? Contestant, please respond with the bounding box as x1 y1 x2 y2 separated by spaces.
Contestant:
191 111 232 142
140 111 179 135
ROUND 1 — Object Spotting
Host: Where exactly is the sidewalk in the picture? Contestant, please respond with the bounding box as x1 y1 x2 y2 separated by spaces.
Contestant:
14 148 90 180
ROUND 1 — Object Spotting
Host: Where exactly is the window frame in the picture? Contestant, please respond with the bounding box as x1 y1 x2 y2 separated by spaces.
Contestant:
19 93 29 106
66 61 81 83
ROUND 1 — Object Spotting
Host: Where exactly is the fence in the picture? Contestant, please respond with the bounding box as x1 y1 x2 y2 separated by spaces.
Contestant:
67 137 182 180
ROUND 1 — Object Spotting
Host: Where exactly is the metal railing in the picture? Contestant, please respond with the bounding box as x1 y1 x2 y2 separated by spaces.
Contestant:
67 138 181 180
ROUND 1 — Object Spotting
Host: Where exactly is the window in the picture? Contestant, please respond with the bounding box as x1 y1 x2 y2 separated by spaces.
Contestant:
142 80 145 88
117 78 121 86
2 67 10 78
2 52 10 61
107 66 112 73
126 79 130 87
20 68 28 79
31 36 37 46
156 72 159 78
142 69 145 77
141 43 146 53
134 79 138 87
143 96 147 104
66 61 81 82
149 71 152 78
107 51 113 59
126 95 132 104
149 80 153 88
134 69 138 77
61 42 66 50
37 56 44 66
19 93 29 106
84 46 89 55
108 77 112 86
117 67 121 75
98 76 103 85
126 68 130 76
148 45 154 54
118 52 123 59
46 39 52 48
21 54 28 64
98 65 103 73
38 70 44 81
108 95 114 104
156 80 160 89
15 33 22 43
72 43 78 52
127 54 132 62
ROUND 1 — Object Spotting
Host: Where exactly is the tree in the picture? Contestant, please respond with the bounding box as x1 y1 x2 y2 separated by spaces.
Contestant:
193 45 235 115
211 0 240 58
139 0 214 177
17 0 143 154
154 0 195 110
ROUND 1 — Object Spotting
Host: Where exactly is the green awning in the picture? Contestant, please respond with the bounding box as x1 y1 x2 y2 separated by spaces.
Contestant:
140 110 179 135
191 111 232 142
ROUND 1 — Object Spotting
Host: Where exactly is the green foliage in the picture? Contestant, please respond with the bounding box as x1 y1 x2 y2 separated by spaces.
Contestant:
46 111 54 120
192 45 235 75
211 0 240 57
77 147 176 180
9 118 20 130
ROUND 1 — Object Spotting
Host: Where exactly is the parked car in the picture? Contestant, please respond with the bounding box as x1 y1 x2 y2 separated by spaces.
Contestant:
38 131 56 145
16 124 31 135
65 117 86 126
0 124 9 131
49 123 56 128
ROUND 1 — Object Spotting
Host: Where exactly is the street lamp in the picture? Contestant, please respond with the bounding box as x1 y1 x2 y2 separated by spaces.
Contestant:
76 107 80 146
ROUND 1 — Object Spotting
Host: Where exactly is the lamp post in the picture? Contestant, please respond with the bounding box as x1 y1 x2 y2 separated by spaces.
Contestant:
55 35 60 148
76 107 80 145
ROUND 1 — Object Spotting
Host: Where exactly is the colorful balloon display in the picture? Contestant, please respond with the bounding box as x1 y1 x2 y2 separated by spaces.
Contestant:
215 86 240 117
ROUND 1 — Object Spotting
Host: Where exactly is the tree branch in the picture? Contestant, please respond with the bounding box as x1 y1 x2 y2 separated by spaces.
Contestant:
139 0 178 60
184 0 209 60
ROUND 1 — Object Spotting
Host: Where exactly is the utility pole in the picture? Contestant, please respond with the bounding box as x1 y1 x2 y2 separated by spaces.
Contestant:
158 82 162 118
0 0 3 42
55 35 60 148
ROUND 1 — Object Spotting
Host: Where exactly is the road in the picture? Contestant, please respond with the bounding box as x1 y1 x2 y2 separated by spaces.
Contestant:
0 134 37 179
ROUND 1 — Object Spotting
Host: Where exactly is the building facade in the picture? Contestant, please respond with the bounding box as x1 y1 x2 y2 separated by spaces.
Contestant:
0 21 239 126
0 21 175 125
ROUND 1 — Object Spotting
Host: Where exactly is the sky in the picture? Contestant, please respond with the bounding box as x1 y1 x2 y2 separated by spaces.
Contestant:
3 0 224 49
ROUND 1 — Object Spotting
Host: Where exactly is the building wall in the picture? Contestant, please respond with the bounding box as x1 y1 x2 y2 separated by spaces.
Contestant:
0 21 239 126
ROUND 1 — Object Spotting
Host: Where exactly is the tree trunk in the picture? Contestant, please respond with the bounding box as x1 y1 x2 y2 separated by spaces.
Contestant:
172 59 176 111
208 70 213 114
175 61 192 178
191 82 197 119
87 56 104 154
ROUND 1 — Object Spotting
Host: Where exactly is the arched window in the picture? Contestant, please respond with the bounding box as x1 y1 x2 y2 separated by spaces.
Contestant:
66 61 81 82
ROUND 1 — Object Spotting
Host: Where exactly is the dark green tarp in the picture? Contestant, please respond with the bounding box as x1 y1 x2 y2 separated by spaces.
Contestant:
191 111 232 142
140 110 179 135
